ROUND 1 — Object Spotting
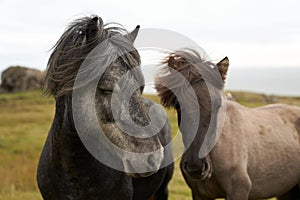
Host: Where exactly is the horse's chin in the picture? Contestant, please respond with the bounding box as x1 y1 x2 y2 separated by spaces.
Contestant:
126 170 157 178
183 170 210 181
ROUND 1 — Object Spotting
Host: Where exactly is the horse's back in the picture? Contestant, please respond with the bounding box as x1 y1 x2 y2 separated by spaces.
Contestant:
258 103 300 128
225 101 300 140
254 103 300 143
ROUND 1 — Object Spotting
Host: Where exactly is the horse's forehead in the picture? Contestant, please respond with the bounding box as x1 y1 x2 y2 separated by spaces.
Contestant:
98 59 143 88
98 62 123 83
105 60 127 75
193 80 222 94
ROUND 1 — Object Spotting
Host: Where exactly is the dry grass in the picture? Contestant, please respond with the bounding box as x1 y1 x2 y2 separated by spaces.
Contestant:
0 91 54 200
1 90 297 199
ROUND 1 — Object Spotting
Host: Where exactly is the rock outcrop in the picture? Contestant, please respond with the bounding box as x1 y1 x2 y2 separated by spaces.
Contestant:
0 66 44 93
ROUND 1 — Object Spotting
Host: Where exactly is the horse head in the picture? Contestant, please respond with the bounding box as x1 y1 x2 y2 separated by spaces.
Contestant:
155 49 229 180
44 16 165 178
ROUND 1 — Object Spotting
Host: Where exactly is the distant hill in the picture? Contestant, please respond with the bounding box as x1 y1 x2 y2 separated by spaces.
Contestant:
226 90 300 107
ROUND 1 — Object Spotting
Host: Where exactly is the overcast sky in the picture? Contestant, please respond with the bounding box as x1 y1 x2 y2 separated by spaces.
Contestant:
0 0 300 73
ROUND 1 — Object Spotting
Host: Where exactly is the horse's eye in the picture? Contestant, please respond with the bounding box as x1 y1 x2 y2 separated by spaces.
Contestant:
174 99 181 111
100 88 113 95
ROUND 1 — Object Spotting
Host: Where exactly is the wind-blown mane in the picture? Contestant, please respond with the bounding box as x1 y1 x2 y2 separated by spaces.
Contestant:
44 16 141 97
155 49 224 109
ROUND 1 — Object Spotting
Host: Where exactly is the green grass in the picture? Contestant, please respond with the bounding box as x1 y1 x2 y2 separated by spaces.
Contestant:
1 90 298 199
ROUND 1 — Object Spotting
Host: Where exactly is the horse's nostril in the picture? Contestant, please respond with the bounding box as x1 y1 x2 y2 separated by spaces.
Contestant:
183 162 200 174
124 159 134 172
202 160 208 172
182 160 212 180
147 155 156 168
183 162 191 173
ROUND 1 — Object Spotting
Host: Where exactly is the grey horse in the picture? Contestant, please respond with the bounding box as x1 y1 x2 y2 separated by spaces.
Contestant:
37 16 173 200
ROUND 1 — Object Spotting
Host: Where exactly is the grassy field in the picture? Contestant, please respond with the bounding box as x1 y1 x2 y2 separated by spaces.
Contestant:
1 90 299 200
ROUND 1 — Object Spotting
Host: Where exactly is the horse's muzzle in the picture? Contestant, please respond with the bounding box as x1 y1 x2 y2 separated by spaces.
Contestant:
123 148 164 178
181 156 213 181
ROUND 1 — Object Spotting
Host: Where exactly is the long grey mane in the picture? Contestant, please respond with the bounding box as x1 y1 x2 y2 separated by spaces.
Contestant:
44 16 141 97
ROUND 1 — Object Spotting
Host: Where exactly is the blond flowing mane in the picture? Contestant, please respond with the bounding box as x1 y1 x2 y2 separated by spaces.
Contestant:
155 49 224 109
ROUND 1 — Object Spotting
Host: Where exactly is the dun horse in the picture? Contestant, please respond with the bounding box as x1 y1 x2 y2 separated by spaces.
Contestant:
37 16 173 200
155 49 300 200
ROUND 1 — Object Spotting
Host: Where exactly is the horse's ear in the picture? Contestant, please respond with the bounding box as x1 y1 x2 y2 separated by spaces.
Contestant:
86 16 102 43
216 57 229 81
126 25 140 43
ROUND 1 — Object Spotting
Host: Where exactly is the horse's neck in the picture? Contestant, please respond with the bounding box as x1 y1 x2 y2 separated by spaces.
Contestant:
46 96 113 194
51 95 84 155
52 95 76 135
50 95 96 172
